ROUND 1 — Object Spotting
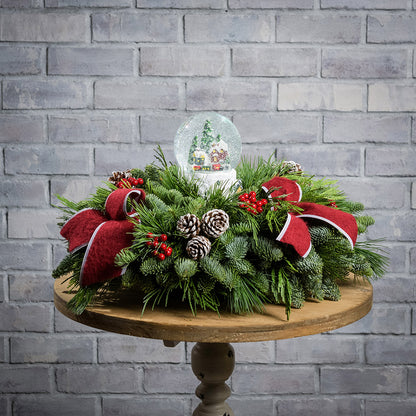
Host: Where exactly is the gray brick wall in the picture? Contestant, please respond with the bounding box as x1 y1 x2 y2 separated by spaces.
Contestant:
0 2 414 416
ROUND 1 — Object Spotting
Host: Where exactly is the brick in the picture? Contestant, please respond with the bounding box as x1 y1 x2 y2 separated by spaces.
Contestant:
368 15 416 43
140 114 187 143
369 84 416 112
366 336 416 364
137 0 225 7
233 341 274 363
46 0 131 6
338 179 407 209
103 397 185 416
277 398 361 416
0 275 4 302
187 80 272 111
5 146 90 174
367 213 416 241
276 335 360 363
372 277 415 303
9 209 59 239
185 14 274 43
4 79 89 110
0 367 50 393
277 146 361 176
366 148 416 176
0 242 50 270
235 113 318 144
0 179 48 207
410 368 416 392
11 335 94 363
279 82 364 111
0 398 5 416
2 0 43 6
411 247 416 273
232 365 315 394
0 303 52 332
0 12 88 42
322 0 408 9
93 13 178 42
321 366 404 393
413 117 416 143
413 183 416 209
229 0 313 8
55 310 103 333
366 400 416 416
9 273 53 302
232 47 317 77
57 365 142 393
322 48 407 79
51 177 103 205
13 397 97 416
141 46 227 76
49 114 136 143
226 398 274 416
95 80 179 109
144 365 195 393
98 336 183 363
324 115 410 144
276 14 361 43
0 336 4 362
48 47 134 76
0 46 42 75
94 145 174 174
0 115 44 143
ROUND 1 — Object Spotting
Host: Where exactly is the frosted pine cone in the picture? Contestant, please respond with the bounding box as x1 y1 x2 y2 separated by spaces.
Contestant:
282 160 302 174
201 209 229 238
186 236 211 260
108 169 132 184
177 214 201 238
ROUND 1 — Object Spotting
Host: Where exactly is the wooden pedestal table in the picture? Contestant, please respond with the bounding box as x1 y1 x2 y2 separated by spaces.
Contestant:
54 276 372 416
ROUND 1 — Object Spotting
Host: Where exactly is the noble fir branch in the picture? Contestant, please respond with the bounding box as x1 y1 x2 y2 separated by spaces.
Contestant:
252 235 284 263
289 278 305 309
356 215 376 234
199 256 234 289
174 258 198 280
322 278 341 301
86 185 114 212
337 200 364 215
228 276 267 315
114 248 139 268
309 225 334 246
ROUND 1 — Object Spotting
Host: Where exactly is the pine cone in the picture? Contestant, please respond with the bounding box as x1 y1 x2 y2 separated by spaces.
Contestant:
282 160 302 174
108 169 132 184
186 236 211 260
201 209 229 238
177 214 201 238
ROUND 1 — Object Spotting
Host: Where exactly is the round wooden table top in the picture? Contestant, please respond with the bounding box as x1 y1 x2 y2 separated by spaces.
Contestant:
54 275 372 343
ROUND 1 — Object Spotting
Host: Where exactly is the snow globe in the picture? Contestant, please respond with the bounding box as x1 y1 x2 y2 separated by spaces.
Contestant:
174 112 242 192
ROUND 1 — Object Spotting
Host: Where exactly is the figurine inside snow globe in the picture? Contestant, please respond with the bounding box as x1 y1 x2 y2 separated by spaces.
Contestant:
174 112 242 192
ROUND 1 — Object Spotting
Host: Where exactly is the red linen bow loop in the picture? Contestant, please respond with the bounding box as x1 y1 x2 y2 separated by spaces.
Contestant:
60 188 145 287
262 177 357 258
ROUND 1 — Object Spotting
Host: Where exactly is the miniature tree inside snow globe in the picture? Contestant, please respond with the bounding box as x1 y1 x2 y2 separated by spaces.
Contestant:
174 112 242 192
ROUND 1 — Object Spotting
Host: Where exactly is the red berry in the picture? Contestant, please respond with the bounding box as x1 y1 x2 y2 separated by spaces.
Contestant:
165 247 172 256
146 232 153 238
116 182 123 188
146 241 152 246
132 178 140 186
158 253 165 261
160 243 167 251
138 178 144 185
152 250 158 256
152 240 158 248
261 199 268 205
242 193 249 200
153 237 159 243
238 195 245 202
257 206 263 213
128 177 135 184
160 234 168 242
249 191 256 198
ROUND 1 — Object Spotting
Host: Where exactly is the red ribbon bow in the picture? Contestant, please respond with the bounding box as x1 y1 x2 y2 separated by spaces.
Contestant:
262 177 357 258
60 188 145 287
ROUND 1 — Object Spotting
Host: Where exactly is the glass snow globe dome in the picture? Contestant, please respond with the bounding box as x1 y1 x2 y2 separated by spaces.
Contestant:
174 112 242 191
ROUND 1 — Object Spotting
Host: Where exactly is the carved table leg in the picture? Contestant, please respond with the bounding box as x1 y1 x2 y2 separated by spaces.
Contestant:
191 342 235 416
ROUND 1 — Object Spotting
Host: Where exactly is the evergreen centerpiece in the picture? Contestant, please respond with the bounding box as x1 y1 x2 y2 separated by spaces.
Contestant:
53 116 387 319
